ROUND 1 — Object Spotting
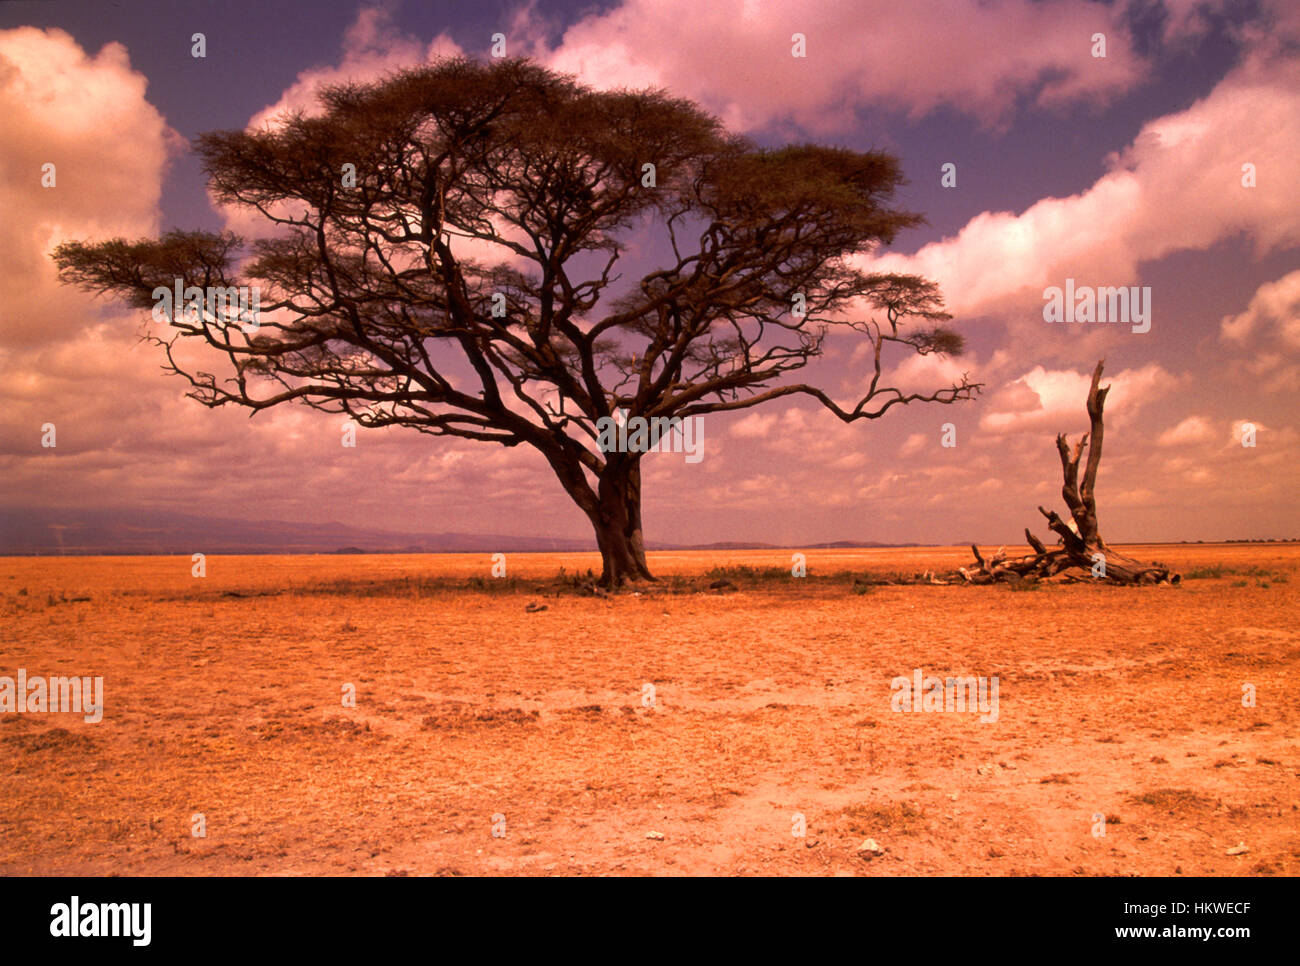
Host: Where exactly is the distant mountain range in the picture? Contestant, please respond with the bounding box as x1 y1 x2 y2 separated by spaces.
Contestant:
0 508 914 555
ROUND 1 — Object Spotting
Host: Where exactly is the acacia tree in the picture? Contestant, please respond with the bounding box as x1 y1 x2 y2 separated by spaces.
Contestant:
55 58 979 586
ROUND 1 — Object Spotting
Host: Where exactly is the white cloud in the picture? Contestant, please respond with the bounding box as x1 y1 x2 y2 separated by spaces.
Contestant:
245 7 462 132
860 50 1300 326
1157 415 1215 447
887 351 976 395
899 432 927 457
729 410 778 438
1221 268 1300 348
981 363 1174 435
0 27 181 348
545 0 1146 132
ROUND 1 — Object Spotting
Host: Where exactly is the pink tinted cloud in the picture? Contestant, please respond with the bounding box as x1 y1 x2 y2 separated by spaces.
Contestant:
980 363 1175 435
6 10 1296 544
1157 415 1216 447
1220 269 1300 349
0 27 181 348
861 48 1300 325
245 6 462 131
544 0 1145 132
219 7 464 241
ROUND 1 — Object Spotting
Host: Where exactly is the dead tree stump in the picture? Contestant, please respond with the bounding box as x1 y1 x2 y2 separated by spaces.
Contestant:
950 360 1178 586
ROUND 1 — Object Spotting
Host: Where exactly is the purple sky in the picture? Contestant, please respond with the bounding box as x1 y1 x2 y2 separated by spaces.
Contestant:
2 0 1298 548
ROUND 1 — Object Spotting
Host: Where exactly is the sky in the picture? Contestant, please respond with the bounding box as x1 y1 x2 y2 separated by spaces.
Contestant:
1 0 1297 549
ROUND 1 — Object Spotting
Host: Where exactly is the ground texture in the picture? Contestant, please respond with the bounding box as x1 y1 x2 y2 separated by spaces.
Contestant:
1 545 1297 876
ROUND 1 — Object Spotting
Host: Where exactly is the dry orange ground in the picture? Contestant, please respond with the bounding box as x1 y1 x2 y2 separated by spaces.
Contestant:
0 544 1296 877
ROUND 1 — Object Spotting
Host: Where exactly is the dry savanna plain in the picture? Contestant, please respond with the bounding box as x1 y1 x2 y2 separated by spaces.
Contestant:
1 544 1297 877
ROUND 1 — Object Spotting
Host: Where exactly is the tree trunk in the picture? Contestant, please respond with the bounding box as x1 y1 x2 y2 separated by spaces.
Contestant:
590 457 655 587
540 448 655 589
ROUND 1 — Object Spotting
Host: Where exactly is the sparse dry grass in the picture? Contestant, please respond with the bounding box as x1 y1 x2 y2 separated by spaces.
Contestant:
841 801 927 836
1128 789 1216 812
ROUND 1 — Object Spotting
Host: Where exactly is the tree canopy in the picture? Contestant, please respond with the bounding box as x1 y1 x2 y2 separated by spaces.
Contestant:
55 57 980 585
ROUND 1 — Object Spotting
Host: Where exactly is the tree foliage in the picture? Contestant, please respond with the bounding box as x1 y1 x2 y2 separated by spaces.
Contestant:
55 57 980 584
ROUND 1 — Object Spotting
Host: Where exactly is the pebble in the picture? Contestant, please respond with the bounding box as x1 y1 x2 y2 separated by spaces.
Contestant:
857 838 884 858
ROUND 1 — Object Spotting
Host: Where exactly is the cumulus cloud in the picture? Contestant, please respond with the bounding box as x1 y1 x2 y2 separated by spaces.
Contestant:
1220 268 1300 348
5 6 1296 546
729 410 778 439
860 46 1300 329
885 351 977 395
1217 269 1300 394
215 8 528 273
980 363 1174 434
720 403 872 467
1157 415 1215 447
898 432 928 457
0 25 557 530
245 6 462 132
0 25 193 479
544 0 1145 132
0 27 181 348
